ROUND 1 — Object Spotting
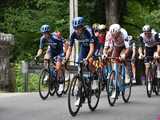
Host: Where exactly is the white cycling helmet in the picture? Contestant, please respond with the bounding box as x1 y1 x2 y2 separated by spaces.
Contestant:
98 24 106 30
142 25 151 32
109 24 121 34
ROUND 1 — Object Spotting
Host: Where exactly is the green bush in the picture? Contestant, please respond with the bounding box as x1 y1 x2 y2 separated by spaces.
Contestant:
16 63 39 92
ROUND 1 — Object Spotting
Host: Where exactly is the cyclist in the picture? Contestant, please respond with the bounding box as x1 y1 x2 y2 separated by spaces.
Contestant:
104 24 133 98
64 17 95 106
138 25 160 91
128 35 137 84
35 24 64 93
98 24 107 54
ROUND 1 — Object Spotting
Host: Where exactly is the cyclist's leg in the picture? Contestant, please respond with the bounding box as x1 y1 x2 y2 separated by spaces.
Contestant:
122 48 133 83
152 46 158 82
112 46 122 82
145 47 156 75
55 55 65 93
157 44 160 56
106 48 113 79
111 47 122 98
131 47 137 83
55 56 63 80
42 47 51 82
88 57 96 74
44 46 51 67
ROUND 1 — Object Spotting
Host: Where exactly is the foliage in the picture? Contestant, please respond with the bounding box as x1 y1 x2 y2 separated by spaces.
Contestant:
0 0 69 62
123 0 160 39
15 63 39 92
15 63 23 92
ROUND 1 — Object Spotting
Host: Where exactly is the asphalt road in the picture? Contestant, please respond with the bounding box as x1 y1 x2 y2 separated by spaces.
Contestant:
0 86 160 120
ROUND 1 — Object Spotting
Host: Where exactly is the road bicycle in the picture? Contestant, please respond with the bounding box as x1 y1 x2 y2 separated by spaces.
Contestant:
68 61 101 116
106 57 132 106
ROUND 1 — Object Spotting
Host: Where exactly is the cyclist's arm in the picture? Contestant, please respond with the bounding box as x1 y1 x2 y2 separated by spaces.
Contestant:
36 49 43 57
36 36 45 57
103 32 113 56
154 33 160 56
65 33 75 60
86 43 94 60
65 46 73 60
86 32 95 60
123 30 132 58
138 36 144 55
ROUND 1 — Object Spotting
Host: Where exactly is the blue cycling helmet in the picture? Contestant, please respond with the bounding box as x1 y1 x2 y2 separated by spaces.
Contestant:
40 24 50 33
72 17 84 29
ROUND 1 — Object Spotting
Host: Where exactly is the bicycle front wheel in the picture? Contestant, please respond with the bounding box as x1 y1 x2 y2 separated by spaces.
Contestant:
63 69 70 94
106 71 117 106
49 77 56 96
146 69 153 98
122 75 132 103
39 69 50 100
88 74 101 111
68 75 81 116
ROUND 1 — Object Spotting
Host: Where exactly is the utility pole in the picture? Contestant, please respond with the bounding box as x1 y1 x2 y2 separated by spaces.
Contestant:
70 0 78 35
69 0 78 64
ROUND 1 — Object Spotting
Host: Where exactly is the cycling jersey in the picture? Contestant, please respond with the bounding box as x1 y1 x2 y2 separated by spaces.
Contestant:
69 28 94 61
139 32 159 47
104 28 130 48
139 32 160 63
39 32 64 58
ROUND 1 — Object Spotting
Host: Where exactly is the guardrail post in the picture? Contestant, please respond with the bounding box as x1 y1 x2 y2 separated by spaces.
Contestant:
21 61 28 92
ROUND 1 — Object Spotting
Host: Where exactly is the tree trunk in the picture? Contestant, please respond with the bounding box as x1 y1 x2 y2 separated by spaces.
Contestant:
105 0 121 25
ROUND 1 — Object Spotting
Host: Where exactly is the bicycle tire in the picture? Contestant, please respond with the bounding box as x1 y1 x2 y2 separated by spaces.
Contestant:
122 75 132 103
88 72 101 111
55 70 65 97
146 68 153 98
39 69 50 100
63 69 70 94
106 71 117 106
68 75 81 116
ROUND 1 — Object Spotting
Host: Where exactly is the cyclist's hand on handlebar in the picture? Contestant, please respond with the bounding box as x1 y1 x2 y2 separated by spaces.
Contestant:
102 54 107 60
62 58 68 65
120 54 126 61
83 58 88 66
138 53 144 60
34 56 39 61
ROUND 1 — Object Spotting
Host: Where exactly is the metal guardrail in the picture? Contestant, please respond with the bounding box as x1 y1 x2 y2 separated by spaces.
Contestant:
21 61 81 92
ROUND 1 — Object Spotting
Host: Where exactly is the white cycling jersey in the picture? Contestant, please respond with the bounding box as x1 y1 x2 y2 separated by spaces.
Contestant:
104 28 130 48
139 32 159 47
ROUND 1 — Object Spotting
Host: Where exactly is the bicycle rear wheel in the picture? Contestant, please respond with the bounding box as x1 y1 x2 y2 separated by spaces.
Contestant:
68 75 81 116
55 70 65 97
146 69 153 98
39 69 50 100
88 73 101 111
106 71 117 106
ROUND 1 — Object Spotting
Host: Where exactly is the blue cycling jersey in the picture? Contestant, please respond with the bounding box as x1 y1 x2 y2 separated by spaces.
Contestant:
69 28 94 61
39 32 64 57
